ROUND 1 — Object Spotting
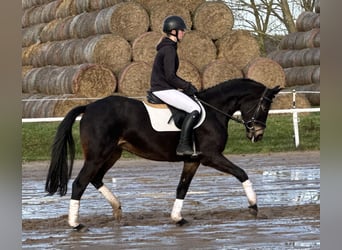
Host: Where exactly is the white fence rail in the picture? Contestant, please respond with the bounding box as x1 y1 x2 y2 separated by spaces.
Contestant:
22 90 320 147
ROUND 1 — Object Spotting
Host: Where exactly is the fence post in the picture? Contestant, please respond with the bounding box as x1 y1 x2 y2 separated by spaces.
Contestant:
292 89 300 147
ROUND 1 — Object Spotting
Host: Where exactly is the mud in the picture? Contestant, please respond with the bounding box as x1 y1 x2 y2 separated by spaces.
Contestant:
22 151 320 249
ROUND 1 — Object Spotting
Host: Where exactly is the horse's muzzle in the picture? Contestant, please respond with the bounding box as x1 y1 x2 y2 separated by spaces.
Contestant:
246 126 265 142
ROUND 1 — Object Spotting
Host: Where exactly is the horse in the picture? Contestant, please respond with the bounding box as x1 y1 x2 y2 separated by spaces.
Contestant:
45 78 281 231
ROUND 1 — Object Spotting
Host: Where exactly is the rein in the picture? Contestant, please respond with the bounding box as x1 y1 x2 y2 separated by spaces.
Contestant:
195 87 270 130
195 96 244 125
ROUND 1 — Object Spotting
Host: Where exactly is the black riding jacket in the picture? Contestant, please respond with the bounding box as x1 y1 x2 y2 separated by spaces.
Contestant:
150 37 191 92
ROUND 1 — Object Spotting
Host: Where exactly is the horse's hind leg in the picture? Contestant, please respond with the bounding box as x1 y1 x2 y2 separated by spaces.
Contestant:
90 149 123 222
171 161 200 225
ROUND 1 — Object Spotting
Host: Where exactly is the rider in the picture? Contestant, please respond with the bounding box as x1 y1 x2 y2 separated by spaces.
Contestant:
149 15 201 156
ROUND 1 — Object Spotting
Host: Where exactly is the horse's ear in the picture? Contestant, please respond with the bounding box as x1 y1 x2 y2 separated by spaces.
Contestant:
272 85 283 95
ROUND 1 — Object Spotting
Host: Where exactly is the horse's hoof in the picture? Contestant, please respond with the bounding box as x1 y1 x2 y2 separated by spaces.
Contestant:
176 218 188 226
113 207 122 222
73 224 88 232
248 204 258 217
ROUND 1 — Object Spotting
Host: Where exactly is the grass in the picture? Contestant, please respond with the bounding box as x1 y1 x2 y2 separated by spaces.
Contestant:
22 112 319 162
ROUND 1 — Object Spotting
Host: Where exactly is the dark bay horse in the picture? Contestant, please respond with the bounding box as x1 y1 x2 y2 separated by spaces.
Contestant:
45 78 281 231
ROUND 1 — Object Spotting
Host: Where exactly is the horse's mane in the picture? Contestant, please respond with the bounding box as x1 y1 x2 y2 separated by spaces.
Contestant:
198 78 265 100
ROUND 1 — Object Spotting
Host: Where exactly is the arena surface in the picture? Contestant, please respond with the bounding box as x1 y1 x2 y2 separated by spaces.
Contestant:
22 151 320 249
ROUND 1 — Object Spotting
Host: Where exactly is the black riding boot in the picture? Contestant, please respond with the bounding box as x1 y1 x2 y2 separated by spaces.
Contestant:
176 111 201 156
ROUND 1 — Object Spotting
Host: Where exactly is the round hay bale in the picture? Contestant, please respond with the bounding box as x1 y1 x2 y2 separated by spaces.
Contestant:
271 92 311 109
22 94 92 118
284 65 320 86
178 30 217 73
22 34 132 75
131 0 168 14
293 83 320 106
68 11 99 39
22 64 117 97
279 28 320 50
22 0 55 10
296 11 320 32
177 59 202 90
132 31 163 64
192 1 234 40
118 61 152 97
284 65 320 87
216 30 260 70
22 66 34 81
22 44 41 66
267 48 320 68
95 2 150 42
202 58 243 89
243 57 286 88
84 34 132 75
149 2 192 32
315 0 320 13
22 0 62 28
55 0 78 18
22 23 45 47
171 0 206 14
39 16 74 42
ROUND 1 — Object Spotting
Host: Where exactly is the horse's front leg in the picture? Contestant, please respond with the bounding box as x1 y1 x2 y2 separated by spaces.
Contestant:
171 161 200 225
201 154 258 216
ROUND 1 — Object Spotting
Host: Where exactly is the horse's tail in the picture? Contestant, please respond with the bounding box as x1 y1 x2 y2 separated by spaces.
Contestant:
45 105 86 196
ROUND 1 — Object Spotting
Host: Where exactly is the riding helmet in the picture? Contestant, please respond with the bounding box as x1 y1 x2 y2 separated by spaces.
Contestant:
162 15 187 33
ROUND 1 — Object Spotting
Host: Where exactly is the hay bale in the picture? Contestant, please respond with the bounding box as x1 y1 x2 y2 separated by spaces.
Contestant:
178 30 217 73
22 64 117 97
95 2 149 42
83 34 132 75
202 59 243 89
192 1 234 40
21 0 62 28
296 11 320 32
118 61 152 97
132 31 163 64
278 28 320 50
243 57 286 88
39 16 75 42
293 83 320 106
22 66 34 79
284 65 320 87
133 0 168 13
177 59 202 90
272 92 311 109
22 34 132 75
22 93 92 118
22 23 45 47
216 30 260 70
315 0 320 13
267 48 320 68
170 0 206 14
149 2 192 32
22 0 55 10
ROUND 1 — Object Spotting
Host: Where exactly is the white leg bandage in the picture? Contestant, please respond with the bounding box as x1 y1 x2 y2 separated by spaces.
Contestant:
171 199 184 222
98 185 121 209
242 180 257 206
68 199 80 228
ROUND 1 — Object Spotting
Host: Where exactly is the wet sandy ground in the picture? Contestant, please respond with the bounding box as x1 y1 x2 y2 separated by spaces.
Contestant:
22 151 320 249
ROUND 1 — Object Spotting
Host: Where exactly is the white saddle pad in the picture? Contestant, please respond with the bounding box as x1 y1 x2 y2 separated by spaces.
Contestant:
142 101 206 132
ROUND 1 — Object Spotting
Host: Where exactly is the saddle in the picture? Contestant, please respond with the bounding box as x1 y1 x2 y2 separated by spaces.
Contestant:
146 91 186 128
143 91 205 132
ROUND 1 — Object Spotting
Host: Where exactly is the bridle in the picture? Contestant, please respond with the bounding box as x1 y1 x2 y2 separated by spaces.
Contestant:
195 87 272 132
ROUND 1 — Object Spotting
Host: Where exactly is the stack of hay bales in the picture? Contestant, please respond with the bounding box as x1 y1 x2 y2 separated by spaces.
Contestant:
22 0 300 118
267 0 320 106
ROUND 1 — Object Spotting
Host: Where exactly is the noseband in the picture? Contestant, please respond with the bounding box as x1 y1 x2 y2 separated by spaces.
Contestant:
196 87 272 132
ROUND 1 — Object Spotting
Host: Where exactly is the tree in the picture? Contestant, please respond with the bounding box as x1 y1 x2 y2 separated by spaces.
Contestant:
223 0 316 54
